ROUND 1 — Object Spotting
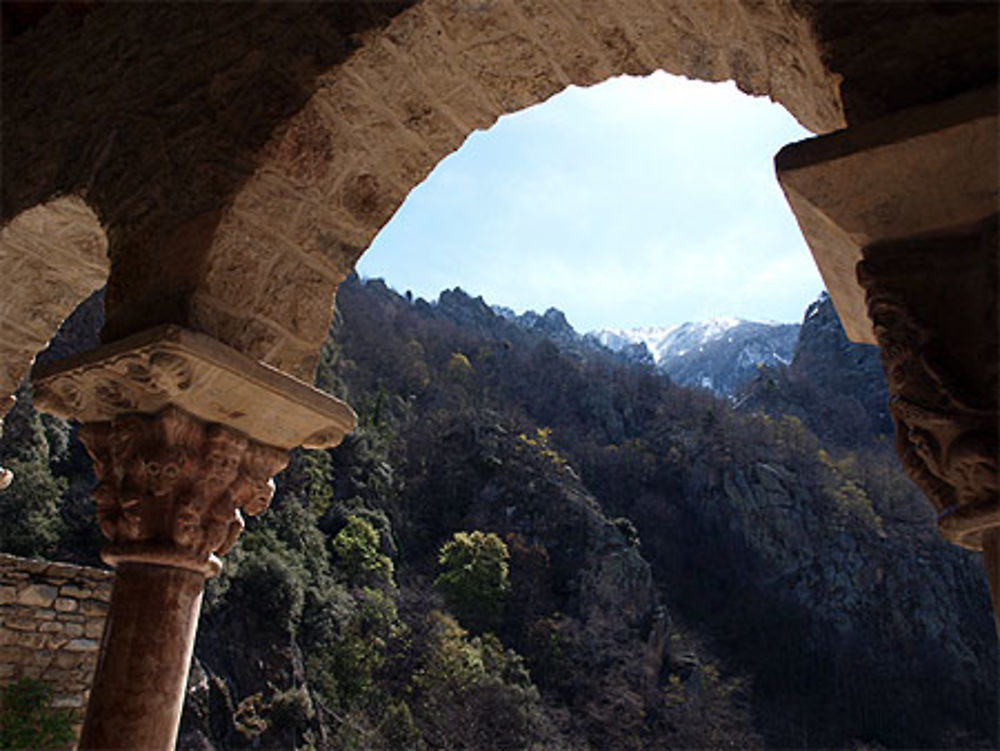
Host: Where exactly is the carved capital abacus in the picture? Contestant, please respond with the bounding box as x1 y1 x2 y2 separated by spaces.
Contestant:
32 324 355 450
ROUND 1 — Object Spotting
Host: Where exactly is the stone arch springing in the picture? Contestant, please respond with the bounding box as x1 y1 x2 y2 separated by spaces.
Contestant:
0 195 109 422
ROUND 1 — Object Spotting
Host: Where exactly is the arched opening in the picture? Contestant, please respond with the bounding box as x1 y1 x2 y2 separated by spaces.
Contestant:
0 4 995 749
102 0 845 376
358 71 819 332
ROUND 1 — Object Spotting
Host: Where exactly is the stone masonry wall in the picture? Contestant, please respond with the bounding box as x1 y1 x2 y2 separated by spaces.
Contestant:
0 554 111 719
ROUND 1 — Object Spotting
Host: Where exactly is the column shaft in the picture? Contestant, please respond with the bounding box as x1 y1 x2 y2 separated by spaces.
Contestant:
80 563 205 751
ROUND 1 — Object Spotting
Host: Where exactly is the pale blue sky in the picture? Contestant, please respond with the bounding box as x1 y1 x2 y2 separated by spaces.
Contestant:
356 71 824 332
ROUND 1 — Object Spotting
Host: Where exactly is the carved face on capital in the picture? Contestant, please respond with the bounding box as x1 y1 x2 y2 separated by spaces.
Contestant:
242 478 276 517
203 431 247 490
172 493 205 550
146 447 197 498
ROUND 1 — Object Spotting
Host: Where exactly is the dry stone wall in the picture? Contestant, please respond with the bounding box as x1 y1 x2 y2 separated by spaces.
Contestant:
0 554 111 715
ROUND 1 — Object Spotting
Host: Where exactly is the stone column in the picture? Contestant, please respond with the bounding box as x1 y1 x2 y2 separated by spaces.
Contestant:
31 325 355 750
776 86 999 635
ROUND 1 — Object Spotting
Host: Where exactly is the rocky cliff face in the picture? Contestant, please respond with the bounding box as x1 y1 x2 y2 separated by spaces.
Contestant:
739 292 892 446
443 421 666 747
5 278 995 750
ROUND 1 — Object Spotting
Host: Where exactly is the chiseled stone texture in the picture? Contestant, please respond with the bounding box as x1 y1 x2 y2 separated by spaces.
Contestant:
0 553 112 734
1 0 844 385
2 1 993 388
194 0 849 378
0 196 109 424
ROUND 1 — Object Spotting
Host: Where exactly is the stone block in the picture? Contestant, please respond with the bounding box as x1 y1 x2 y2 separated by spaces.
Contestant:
56 613 85 623
16 583 57 607
84 620 104 639
35 608 56 620
81 598 109 616
65 638 99 653
0 644 30 663
59 585 91 599
64 623 85 638
775 86 997 344
10 631 47 649
4 616 38 631
53 597 79 612
47 636 70 651
52 694 84 709
0 585 15 604
54 651 82 670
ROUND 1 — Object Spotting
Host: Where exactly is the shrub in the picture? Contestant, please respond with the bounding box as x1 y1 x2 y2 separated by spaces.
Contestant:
0 678 75 750
435 531 509 634
332 515 394 586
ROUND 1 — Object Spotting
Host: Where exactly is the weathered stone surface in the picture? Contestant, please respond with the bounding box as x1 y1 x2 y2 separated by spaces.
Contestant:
33 326 356 451
857 219 998 553
17 582 58 607
5 616 38 631
0 552 112 735
60 585 92 599
0 196 108 412
54 596 79 612
66 638 100 653
81 598 110 615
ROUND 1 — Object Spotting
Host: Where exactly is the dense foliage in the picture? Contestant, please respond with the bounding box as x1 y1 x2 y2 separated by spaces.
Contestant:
1 281 996 750
0 678 76 751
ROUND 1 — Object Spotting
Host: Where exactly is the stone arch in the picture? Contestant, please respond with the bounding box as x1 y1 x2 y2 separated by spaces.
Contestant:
2 2 993 383
150 0 846 380
0 195 109 419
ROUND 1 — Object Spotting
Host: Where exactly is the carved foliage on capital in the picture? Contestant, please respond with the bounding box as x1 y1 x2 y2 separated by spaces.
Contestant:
37 348 194 421
857 224 999 550
79 407 289 573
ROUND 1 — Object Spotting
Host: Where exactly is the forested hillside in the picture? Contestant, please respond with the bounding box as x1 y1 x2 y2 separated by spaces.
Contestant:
1 279 996 750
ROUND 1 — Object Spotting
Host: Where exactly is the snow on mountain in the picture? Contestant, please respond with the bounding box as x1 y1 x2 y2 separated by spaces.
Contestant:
492 299 799 397
593 318 800 396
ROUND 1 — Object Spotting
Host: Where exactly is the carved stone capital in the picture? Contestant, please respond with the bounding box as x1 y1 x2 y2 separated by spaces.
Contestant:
79 406 289 575
32 325 356 449
857 218 998 551
30 325 356 573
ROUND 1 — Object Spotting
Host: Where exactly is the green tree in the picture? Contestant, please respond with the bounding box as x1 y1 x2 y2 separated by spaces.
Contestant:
0 391 69 558
435 531 509 633
332 515 394 587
